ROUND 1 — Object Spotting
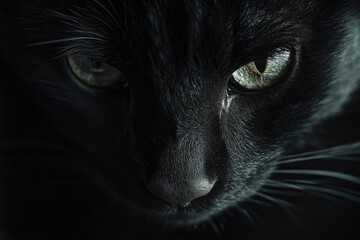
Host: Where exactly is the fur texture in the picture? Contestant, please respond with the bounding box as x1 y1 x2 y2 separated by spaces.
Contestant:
1 1 359 239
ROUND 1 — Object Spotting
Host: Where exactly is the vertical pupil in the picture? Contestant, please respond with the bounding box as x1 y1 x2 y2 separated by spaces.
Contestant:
254 58 267 73
90 59 103 69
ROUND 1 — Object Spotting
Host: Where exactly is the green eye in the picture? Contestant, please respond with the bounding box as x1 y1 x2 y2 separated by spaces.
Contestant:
67 54 124 88
230 48 292 91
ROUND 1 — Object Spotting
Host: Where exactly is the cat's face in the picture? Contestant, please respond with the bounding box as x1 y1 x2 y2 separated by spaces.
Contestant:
14 0 359 226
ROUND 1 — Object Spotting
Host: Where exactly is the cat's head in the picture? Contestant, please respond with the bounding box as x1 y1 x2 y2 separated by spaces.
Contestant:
18 0 359 226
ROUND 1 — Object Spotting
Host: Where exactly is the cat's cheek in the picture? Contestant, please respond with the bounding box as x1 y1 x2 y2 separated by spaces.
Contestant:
217 96 280 206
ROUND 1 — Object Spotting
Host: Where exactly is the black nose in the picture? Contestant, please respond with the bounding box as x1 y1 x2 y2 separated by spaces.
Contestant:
147 177 215 207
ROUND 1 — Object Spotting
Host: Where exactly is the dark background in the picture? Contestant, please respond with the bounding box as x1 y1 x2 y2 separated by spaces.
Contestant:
0 1 359 239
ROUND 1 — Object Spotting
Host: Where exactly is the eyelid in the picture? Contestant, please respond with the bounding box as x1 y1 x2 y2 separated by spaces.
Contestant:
232 42 294 70
66 54 128 94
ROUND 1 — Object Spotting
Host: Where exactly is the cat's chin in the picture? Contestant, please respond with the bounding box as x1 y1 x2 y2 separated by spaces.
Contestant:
140 203 219 227
118 192 221 226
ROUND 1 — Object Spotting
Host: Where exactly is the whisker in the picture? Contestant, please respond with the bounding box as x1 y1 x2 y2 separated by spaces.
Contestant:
93 0 122 33
254 191 299 226
71 29 110 39
107 0 121 19
264 179 360 202
82 3 116 31
263 180 342 202
260 188 302 196
235 206 257 227
255 191 296 210
245 195 273 207
48 12 80 27
278 179 360 196
296 184 360 202
277 155 360 165
208 218 222 239
265 178 328 186
279 142 360 160
272 170 360 184
107 0 124 33
217 214 226 233
27 37 105 47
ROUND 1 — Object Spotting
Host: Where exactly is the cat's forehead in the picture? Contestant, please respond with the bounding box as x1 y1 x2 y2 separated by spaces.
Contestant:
111 0 314 71
26 0 341 73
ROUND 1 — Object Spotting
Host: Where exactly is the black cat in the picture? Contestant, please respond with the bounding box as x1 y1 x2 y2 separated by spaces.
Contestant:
1 1 359 239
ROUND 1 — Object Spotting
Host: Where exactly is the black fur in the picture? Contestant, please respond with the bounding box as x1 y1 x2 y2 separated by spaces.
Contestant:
1 1 359 239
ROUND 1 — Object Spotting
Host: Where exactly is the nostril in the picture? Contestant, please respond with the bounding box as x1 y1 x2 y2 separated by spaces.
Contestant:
146 178 216 207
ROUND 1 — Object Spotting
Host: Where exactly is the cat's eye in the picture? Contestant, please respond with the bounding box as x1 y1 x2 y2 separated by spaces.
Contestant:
67 54 125 89
230 48 292 91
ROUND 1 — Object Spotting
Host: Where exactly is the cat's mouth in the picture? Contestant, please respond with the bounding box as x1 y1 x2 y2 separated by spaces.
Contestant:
145 187 219 225
156 207 219 226
138 197 220 226
108 174 223 225
110 173 257 226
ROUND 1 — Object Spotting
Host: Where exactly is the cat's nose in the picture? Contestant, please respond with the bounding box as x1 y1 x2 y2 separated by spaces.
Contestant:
146 177 215 207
